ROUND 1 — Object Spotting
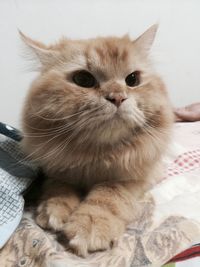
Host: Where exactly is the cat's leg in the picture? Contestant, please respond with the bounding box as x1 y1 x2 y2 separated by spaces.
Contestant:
35 180 81 231
63 181 147 257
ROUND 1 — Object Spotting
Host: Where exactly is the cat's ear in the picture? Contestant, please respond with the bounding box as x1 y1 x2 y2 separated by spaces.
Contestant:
19 31 59 69
133 24 158 55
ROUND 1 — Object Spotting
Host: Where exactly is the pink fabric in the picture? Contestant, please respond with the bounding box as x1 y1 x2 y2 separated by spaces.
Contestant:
167 148 200 177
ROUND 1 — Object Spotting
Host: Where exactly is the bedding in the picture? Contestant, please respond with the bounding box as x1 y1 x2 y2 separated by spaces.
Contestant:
0 122 200 267
164 243 200 266
0 123 38 248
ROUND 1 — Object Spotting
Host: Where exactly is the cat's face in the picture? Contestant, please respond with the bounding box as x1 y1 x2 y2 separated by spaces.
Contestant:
21 25 173 150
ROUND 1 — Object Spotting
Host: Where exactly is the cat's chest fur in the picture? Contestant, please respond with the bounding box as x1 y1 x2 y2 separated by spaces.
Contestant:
45 143 160 190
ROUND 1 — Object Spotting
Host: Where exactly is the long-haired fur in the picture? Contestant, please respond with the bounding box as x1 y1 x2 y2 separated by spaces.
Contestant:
20 25 174 256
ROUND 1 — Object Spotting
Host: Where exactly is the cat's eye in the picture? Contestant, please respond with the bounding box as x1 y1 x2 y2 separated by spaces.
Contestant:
72 70 96 88
125 71 140 87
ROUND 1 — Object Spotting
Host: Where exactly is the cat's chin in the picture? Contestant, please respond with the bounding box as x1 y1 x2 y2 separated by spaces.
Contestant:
97 126 130 144
112 107 145 129
95 115 139 145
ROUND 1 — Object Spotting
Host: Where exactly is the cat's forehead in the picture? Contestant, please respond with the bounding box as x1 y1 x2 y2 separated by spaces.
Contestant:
86 37 131 61
64 37 137 77
86 38 131 71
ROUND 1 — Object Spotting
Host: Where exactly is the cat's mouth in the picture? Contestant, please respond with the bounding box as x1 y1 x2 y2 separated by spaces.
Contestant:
72 102 146 143
92 109 147 145
102 97 145 126
95 108 144 133
112 106 145 127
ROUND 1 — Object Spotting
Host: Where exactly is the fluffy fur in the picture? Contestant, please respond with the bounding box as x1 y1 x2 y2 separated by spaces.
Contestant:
20 25 174 257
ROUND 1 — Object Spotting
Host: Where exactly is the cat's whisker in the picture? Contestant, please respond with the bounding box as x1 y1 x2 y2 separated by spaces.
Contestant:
23 119 90 165
132 119 162 146
140 107 164 116
31 118 92 163
26 98 97 132
22 118 85 138
12 123 83 168
52 102 109 158
29 136 69 165
133 108 168 138
50 105 108 160
123 107 166 149
131 108 145 126
143 117 169 135
29 104 88 122
23 102 106 137
22 104 106 138
142 126 163 145
16 104 107 165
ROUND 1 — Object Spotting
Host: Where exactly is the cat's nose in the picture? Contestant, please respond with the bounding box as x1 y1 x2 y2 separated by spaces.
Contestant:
105 93 127 107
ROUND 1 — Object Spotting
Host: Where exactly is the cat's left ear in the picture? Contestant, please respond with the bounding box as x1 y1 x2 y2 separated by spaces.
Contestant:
133 24 158 55
19 31 59 69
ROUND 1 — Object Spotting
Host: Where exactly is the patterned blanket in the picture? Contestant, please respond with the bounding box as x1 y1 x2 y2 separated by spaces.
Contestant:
164 243 200 266
0 122 200 267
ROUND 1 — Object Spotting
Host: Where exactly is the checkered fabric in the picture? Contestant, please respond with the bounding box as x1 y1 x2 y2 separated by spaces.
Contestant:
0 123 38 248
167 149 200 177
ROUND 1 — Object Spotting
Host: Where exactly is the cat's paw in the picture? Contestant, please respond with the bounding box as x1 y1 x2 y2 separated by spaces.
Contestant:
36 199 72 231
63 210 125 257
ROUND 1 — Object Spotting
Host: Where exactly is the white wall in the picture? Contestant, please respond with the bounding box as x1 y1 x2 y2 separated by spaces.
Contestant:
0 0 200 127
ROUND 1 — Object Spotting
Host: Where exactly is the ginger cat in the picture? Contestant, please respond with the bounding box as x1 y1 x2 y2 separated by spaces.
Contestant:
20 25 173 257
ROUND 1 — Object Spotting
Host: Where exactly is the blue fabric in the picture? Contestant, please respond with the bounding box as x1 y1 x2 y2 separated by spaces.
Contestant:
0 122 38 247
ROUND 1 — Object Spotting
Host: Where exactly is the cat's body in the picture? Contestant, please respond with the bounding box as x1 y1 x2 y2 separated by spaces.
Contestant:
21 25 174 257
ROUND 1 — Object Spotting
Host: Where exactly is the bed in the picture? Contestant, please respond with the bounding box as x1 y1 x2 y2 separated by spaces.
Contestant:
0 122 200 267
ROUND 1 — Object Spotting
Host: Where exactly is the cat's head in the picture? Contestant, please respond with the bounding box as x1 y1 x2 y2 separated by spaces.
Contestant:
21 25 173 155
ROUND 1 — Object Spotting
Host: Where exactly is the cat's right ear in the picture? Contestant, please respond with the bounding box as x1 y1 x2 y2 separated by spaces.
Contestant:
133 24 158 56
19 31 59 69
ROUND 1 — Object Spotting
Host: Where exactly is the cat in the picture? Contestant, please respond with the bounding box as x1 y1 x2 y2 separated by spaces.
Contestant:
20 25 174 257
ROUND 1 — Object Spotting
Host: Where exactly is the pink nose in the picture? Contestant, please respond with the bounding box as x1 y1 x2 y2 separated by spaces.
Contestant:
105 94 127 107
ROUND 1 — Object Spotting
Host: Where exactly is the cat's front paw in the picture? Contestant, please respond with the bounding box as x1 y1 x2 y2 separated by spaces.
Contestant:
36 199 74 231
63 210 125 257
